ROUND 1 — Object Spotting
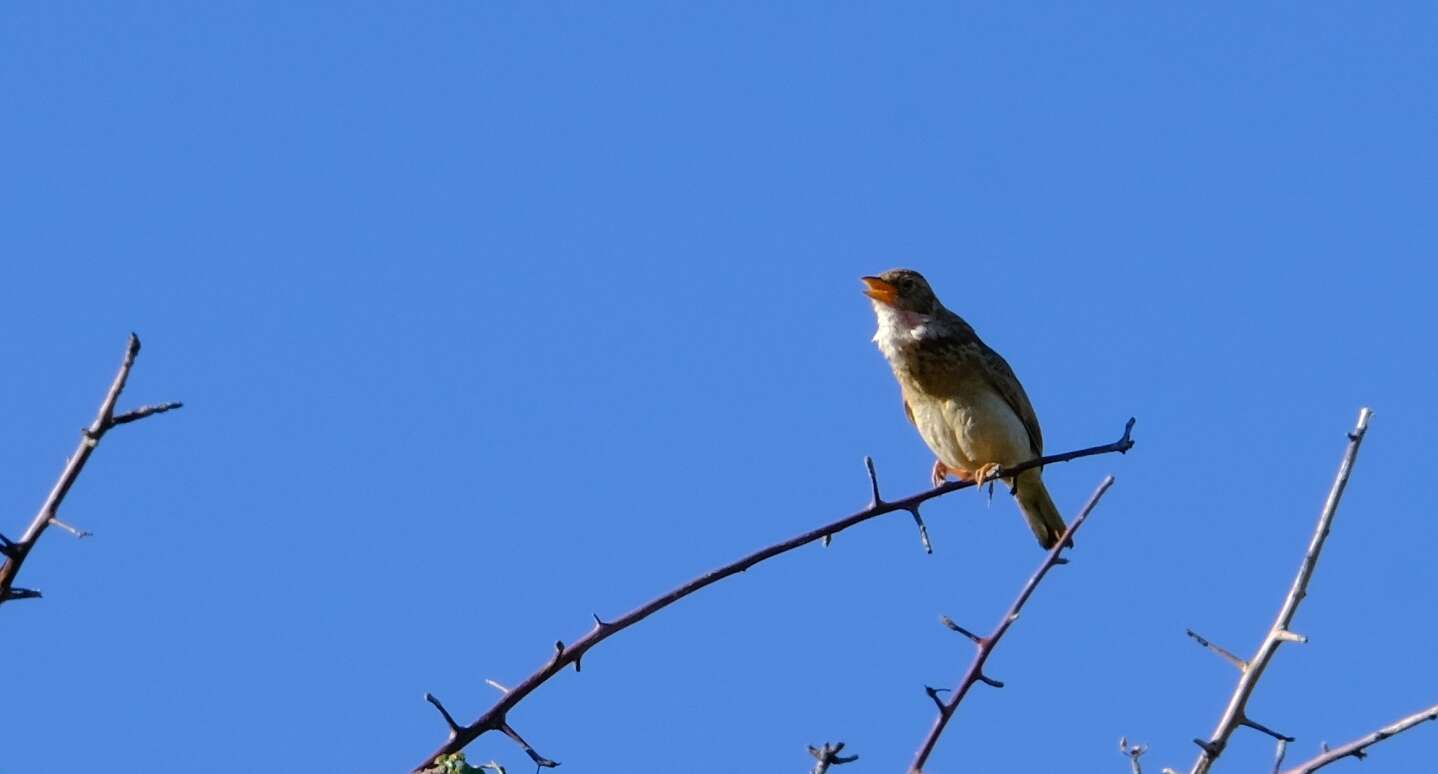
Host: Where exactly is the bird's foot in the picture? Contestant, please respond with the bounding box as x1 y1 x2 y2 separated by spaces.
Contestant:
972 462 1002 502
932 460 975 488
931 460 950 487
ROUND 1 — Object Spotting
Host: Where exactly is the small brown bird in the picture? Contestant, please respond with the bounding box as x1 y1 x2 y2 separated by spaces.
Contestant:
862 269 1067 548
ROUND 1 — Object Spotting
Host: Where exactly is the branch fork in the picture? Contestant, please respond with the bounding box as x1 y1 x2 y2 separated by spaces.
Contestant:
0 334 183 607
415 423 1136 771
907 475 1118 773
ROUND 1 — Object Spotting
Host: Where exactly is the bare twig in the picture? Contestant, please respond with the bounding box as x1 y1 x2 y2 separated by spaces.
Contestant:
1185 629 1247 671
908 475 1117 773
1120 737 1149 774
0 334 182 606
1188 408 1372 774
808 741 858 773
1278 703 1438 774
414 421 1136 771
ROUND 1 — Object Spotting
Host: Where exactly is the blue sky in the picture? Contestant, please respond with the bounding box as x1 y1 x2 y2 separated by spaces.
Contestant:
2 3 1435 772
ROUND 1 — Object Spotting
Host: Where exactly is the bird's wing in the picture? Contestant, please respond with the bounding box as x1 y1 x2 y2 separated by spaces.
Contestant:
976 343 1044 457
903 397 916 426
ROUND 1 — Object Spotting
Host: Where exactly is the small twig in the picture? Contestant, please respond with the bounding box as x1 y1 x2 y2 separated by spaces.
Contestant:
1279 703 1438 774
939 615 983 645
1188 408 1372 774
0 334 182 607
47 518 93 539
497 722 558 768
1272 738 1288 774
110 401 184 427
1185 629 1247 671
1120 737 1149 774
808 741 858 774
413 421 1136 771
425 693 462 737
908 507 933 554
1242 716 1295 743
908 475 1117 773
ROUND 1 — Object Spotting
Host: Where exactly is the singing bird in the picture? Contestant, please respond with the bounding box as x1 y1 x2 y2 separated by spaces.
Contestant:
862 269 1067 548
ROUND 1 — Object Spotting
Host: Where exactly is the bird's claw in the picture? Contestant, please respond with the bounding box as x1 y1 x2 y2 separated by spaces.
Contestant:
972 462 1002 498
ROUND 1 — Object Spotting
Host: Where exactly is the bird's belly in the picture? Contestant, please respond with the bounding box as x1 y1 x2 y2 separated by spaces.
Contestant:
910 390 1034 472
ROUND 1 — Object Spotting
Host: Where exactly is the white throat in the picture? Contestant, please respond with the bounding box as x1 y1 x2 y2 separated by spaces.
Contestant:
871 302 934 362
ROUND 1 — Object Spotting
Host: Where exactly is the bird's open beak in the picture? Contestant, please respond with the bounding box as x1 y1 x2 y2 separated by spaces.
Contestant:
861 276 899 305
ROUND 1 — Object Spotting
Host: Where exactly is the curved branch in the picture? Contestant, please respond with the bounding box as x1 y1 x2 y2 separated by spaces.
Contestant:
1187 408 1371 773
0 334 183 606
1279 703 1438 774
413 420 1136 770
908 475 1116 772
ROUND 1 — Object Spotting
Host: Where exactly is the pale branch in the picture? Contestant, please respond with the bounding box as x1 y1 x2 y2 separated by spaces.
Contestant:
0 334 183 607
1187 408 1372 774
413 421 1136 771
1278 703 1438 774
908 475 1117 773
808 741 858 774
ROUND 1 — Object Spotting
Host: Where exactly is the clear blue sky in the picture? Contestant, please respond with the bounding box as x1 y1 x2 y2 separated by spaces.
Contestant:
3 4 1435 773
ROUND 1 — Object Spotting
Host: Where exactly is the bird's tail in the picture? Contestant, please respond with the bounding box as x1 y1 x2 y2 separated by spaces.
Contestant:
1011 469 1068 550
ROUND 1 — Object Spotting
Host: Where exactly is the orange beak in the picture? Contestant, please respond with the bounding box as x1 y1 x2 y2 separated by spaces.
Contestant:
861 276 899 305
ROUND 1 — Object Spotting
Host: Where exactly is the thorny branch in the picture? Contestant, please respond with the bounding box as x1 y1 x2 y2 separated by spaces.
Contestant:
0 334 182 606
1278 703 1438 773
908 475 1116 773
414 419 1135 770
1187 408 1371 774
808 741 858 774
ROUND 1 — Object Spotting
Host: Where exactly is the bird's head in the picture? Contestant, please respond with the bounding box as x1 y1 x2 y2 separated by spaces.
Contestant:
861 269 942 315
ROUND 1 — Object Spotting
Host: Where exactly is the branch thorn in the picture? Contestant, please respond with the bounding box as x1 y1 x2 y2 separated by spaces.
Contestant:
498 722 559 768
1241 716 1295 742
424 692 462 737
976 673 1004 689
1275 628 1308 644
863 456 882 507
1185 628 1249 671
907 507 933 554
939 615 983 645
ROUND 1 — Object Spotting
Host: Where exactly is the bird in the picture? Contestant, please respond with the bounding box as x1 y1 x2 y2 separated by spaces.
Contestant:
861 268 1067 549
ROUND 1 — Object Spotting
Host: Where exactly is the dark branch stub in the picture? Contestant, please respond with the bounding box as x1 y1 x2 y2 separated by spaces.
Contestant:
1242 716 1295 743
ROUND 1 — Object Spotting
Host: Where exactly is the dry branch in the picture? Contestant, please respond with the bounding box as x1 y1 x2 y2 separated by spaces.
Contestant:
0 334 182 606
1278 703 1438 774
1186 408 1371 773
414 420 1135 770
908 476 1116 773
